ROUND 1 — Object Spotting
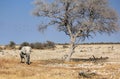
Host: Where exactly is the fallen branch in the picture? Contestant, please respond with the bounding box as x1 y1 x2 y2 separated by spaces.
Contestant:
71 56 109 62
79 70 96 78
89 55 109 63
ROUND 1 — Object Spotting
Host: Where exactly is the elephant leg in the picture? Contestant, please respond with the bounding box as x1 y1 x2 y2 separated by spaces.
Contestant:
20 52 25 63
26 54 30 65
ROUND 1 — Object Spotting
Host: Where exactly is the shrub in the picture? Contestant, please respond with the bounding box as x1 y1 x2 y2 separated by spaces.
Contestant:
45 41 56 49
19 41 56 50
0 47 2 51
9 41 16 47
29 41 56 49
63 45 69 48
5 41 16 49
19 42 30 49
30 42 44 49
21 42 30 46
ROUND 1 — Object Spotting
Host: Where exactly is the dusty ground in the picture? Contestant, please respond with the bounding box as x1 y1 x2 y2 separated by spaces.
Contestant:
0 44 120 79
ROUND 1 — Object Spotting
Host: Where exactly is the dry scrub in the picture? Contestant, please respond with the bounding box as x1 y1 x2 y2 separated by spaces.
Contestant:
0 44 120 79
0 57 120 79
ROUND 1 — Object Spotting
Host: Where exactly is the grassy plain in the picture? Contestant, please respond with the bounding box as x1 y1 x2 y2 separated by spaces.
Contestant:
0 44 120 79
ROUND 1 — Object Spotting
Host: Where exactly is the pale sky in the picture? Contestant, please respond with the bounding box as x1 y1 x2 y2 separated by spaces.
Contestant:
0 0 120 45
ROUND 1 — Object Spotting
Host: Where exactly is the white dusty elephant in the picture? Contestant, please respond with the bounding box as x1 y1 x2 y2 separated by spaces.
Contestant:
20 46 32 65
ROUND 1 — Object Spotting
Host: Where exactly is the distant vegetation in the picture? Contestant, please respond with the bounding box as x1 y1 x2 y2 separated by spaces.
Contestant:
20 41 56 50
80 42 120 45
2 41 55 50
1 41 120 50
57 42 120 45
30 41 56 49
4 41 16 49
62 45 69 49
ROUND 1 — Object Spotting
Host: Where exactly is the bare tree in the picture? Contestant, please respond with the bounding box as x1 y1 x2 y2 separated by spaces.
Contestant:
32 0 119 61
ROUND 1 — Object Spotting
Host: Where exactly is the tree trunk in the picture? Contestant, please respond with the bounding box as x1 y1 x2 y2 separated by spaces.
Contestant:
65 37 75 62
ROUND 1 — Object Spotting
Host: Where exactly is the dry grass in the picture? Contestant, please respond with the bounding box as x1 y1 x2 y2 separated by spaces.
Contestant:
0 57 120 79
0 44 120 79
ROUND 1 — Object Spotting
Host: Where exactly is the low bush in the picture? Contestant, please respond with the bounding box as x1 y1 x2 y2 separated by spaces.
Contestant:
19 42 30 49
4 41 16 50
30 41 56 49
30 42 44 49
19 41 56 50
45 41 56 49
63 45 69 48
